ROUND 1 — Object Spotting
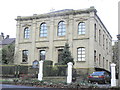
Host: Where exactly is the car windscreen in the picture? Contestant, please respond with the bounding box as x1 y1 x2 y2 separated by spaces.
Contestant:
91 72 104 76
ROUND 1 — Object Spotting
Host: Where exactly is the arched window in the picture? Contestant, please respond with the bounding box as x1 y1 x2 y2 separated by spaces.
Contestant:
40 23 47 37
24 27 30 39
78 22 85 35
58 21 66 36
77 47 85 61
32 60 39 68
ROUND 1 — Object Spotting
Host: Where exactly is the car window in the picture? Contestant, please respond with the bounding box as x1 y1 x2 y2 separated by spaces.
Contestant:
91 72 104 75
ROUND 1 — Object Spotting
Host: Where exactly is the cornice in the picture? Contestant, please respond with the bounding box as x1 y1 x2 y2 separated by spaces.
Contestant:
15 7 97 21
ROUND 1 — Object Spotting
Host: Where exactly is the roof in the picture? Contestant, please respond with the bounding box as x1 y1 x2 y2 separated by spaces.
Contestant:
0 38 15 45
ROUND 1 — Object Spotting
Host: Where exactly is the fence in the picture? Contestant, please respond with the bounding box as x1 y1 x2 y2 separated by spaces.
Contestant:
0 65 32 78
1 60 77 81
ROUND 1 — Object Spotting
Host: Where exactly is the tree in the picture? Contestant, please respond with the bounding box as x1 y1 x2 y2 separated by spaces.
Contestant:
56 43 74 76
61 43 74 65
2 44 15 64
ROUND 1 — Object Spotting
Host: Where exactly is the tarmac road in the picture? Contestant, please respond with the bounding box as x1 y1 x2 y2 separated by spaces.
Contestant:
1 84 41 89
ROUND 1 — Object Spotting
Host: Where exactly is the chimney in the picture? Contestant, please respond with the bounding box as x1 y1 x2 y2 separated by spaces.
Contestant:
5 35 9 39
1 32 4 39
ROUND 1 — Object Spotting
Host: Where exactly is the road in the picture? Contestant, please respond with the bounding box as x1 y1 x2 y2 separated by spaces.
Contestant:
1 84 40 88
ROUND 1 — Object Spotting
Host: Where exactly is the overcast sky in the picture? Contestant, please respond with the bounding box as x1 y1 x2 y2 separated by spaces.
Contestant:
0 0 119 40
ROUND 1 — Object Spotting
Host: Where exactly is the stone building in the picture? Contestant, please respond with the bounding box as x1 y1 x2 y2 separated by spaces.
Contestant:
14 7 112 74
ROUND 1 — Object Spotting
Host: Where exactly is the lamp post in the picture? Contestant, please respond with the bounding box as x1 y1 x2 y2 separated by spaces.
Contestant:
117 1 120 86
111 63 116 87
67 62 73 84
117 34 120 86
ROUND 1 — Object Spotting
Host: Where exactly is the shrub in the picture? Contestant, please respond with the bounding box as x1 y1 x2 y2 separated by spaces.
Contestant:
43 60 53 76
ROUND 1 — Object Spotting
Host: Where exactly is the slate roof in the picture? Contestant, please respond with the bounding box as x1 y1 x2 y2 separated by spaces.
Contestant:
0 38 15 45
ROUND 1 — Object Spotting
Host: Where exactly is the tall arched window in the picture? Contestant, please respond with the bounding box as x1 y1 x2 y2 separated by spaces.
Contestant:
40 23 47 37
58 21 66 36
78 22 85 35
24 27 30 39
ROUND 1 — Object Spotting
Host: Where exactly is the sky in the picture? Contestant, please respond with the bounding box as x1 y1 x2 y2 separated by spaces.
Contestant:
0 0 119 40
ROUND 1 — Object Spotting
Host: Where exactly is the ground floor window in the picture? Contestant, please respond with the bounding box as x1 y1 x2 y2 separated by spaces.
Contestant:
58 49 63 63
77 47 85 61
39 50 46 60
22 50 28 62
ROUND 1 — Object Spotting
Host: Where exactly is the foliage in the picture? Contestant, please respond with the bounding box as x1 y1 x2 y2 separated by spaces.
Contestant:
43 60 53 76
2 44 15 64
60 43 74 65
53 43 74 76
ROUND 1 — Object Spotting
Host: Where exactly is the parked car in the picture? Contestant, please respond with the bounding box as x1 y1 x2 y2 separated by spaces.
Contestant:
88 71 111 84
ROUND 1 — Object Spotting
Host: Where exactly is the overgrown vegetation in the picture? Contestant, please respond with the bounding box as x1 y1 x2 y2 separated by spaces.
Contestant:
1 44 15 64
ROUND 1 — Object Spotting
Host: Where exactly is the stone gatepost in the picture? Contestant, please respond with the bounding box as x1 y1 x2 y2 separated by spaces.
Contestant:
38 60 44 81
67 62 73 84
111 63 116 87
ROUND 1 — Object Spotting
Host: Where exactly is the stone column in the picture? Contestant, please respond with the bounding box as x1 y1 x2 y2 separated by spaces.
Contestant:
111 63 116 87
38 60 44 81
67 62 73 84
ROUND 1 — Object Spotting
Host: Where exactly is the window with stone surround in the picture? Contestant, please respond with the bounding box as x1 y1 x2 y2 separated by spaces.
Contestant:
39 50 46 60
99 29 101 45
24 27 30 39
78 22 85 35
22 50 28 62
58 21 66 36
40 23 47 37
77 47 85 61
94 24 97 41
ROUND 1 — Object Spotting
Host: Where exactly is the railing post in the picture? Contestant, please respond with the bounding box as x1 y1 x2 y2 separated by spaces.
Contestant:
67 62 73 84
111 63 116 87
38 60 44 81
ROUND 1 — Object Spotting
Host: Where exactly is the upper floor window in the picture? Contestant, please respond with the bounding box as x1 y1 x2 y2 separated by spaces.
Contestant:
94 24 97 40
78 22 85 35
77 47 85 61
24 27 30 39
58 21 66 36
40 23 47 37
22 50 28 62
103 35 105 49
99 29 101 45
